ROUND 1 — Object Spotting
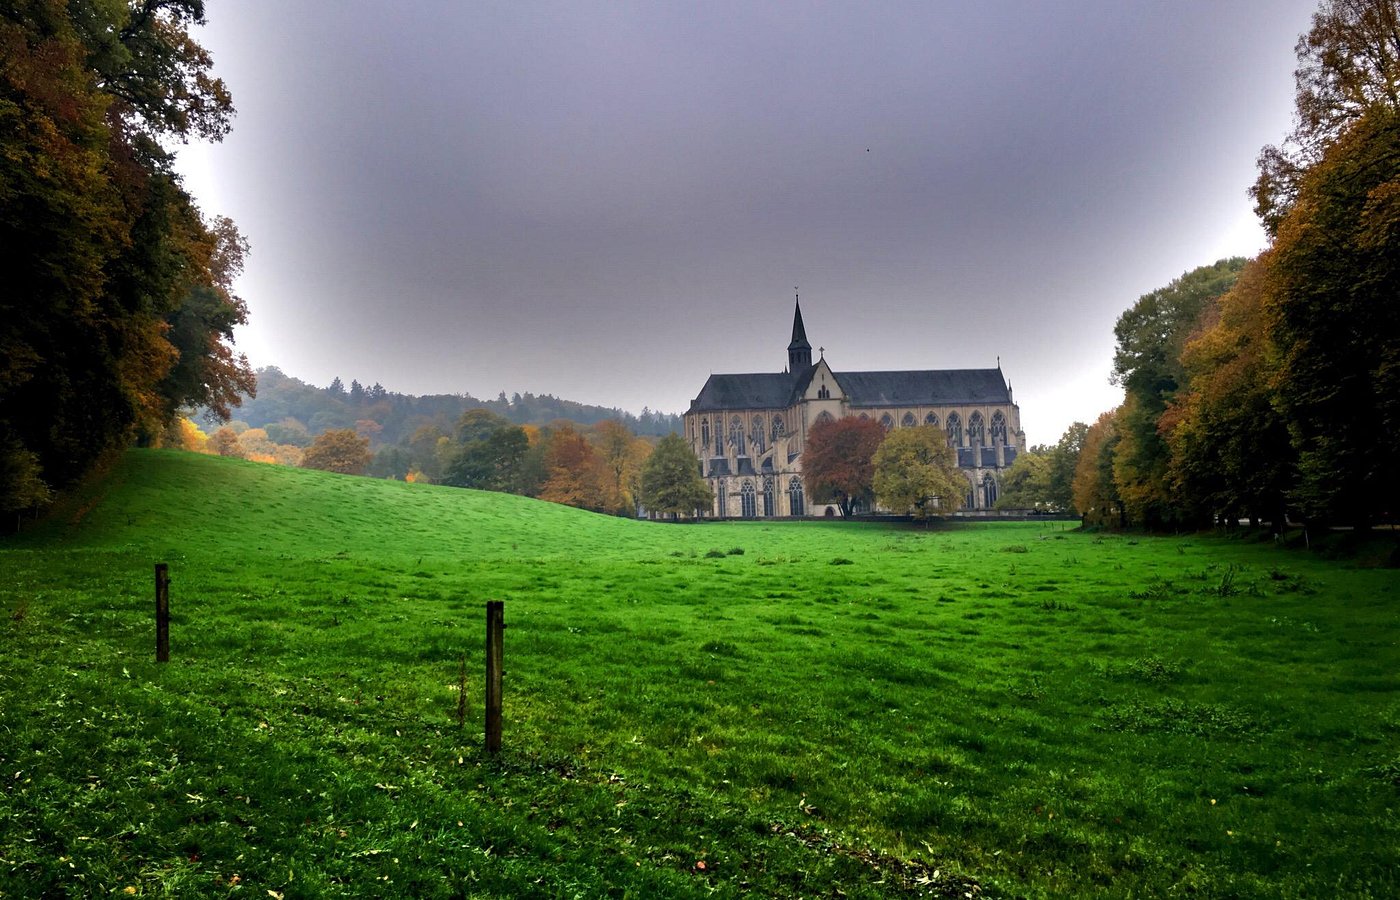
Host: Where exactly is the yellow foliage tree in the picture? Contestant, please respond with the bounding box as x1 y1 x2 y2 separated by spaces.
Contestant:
871 426 964 518
160 417 209 453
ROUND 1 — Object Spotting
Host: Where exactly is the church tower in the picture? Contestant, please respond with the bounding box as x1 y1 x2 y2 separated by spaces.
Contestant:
787 297 812 372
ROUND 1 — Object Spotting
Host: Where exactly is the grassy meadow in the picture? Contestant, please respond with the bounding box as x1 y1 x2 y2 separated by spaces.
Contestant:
2 450 1397 898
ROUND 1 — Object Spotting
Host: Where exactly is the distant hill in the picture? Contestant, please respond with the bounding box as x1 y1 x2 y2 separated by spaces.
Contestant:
207 367 682 445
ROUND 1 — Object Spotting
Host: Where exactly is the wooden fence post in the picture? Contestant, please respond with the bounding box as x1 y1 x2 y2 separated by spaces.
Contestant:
485 600 503 753
155 563 170 663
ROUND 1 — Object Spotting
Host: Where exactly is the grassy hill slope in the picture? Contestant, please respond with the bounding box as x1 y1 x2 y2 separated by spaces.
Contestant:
2 450 1397 898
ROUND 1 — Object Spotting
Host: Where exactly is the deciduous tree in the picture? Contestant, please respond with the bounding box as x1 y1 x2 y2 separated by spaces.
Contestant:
538 425 609 511
640 434 711 518
208 427 242 458
454 408 511 446
994 448 1054 511
591 420 639 515
1047 422 1088 512
1165 257 1296 527
265 418 312 448
1072 410 1123 525
871 426 964 518
1252 0 1400 234
0 0 249 518
802 416 886 516
1111 259 1245 527
445 425 530 493
301 429 371 475
1263 107 1400 526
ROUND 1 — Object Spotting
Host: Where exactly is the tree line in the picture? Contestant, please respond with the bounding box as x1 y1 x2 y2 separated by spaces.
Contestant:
2 1 254 526
1002 0 1400 531
166 403 712 520
173 366 687 505
221 366 683 446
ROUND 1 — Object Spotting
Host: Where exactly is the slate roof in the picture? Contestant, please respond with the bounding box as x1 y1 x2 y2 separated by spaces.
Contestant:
840 369 1010 407
689 371 808 412
689 367 1010 412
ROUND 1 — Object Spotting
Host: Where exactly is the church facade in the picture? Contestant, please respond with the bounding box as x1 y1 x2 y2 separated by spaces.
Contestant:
684 301 1027 517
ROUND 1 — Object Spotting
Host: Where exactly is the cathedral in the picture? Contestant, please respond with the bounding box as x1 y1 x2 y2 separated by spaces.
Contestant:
684 301 1027 517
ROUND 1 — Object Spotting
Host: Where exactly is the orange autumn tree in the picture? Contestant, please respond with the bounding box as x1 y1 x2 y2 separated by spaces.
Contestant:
208 427 243 459
538 425 610 511
1071 409 1123 526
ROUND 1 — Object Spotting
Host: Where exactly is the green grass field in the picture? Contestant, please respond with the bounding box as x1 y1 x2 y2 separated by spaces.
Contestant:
2 450 1397 898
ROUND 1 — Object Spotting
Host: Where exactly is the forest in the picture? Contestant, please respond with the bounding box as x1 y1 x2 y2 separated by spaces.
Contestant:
219 366 682 444
995 1 1400 532
2 0 253 522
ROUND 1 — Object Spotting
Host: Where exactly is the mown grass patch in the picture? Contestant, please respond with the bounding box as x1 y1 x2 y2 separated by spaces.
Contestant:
2 450 1397 897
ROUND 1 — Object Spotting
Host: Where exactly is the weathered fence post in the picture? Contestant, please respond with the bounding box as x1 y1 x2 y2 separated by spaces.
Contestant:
154 563 170 663
485 600 504 753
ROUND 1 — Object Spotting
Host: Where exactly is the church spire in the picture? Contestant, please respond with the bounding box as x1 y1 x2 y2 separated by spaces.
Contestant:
787 291 812 372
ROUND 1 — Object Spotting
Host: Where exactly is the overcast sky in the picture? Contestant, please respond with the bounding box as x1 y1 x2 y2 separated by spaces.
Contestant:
175 0 1318 444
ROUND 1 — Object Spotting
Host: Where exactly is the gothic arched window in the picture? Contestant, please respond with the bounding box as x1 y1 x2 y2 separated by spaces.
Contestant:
946 412 963 447
880 414 894 430
750 416 766 455
968 412 986 447
788 477 805 517
925 412 939 428
701 419 711 454
729 416 745 456
990 411 1008 445
901 412 917 428
816 411 835 425
740 480 757 518
763 477 775 516
771 415 786 442
983 472 998 508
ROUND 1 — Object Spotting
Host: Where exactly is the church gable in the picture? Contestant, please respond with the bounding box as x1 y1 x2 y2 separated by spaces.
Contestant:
797 358 842 402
